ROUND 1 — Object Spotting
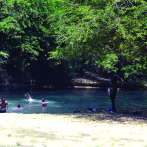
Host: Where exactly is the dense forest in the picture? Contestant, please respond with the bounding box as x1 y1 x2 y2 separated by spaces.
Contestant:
0 0 147 90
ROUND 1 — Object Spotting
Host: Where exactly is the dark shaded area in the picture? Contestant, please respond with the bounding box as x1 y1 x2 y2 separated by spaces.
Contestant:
71 107 147 124
1 65 147 91
0 59 74 91
0 58 111 91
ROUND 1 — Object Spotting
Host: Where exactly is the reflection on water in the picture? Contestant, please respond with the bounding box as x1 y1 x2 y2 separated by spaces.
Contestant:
0 90 147 114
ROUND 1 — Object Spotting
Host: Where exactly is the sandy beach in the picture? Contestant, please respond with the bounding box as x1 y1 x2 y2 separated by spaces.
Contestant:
0 107 147 147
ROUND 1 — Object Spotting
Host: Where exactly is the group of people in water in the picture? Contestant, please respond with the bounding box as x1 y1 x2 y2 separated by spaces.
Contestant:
0 71 123 114
0 94 48 113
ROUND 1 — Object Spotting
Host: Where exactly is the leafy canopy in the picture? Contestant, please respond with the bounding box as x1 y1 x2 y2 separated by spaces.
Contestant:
49 0 147 77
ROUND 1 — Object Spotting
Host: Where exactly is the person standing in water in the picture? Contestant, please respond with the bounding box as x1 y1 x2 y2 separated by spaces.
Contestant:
109 71 123 113
0 97 8 113
42 98 47 106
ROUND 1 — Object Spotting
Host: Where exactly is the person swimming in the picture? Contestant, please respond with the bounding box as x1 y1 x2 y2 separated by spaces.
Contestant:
42 98 47 106
24 93 33 101
24 94 29 100
13 104 22 110
17 104 20 108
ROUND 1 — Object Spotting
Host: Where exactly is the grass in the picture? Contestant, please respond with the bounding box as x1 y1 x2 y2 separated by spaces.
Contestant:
69 135 79 138
30 139 39 143
110 137 115 141
120 137 145 142
0 126 60 147
15 128 57 140
15 135 26 138
117 144 124 146
92 137 99 140
0 126 5 131
8 134 11 137
79 132 91 138
16 142 22 146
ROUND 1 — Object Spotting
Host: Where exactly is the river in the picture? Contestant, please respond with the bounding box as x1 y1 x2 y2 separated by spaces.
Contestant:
0 89 147 114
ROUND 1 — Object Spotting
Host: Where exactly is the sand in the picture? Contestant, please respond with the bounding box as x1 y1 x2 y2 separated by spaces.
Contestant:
0 108 147 147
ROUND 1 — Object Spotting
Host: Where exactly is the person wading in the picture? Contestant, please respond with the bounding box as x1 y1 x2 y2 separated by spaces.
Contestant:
109 71 123 113
0 97 8 113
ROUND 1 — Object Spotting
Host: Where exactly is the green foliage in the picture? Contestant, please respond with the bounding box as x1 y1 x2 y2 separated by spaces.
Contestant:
0 0 65 84
0 0 63 59
49 0 147 77
0 0 147 85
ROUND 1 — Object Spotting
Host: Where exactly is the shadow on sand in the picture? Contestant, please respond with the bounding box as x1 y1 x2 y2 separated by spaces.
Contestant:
69 107 147 124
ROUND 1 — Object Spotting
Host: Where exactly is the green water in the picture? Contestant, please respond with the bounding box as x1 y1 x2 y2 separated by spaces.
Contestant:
0 89 147 114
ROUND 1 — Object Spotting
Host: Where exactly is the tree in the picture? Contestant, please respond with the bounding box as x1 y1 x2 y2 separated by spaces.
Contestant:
49 0 147 77
0 0 64 84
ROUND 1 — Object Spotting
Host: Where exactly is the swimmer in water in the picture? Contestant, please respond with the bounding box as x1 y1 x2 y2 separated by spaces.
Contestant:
13 104 22 110
24 93 33 101
42 98 47 106
24 94 29 100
